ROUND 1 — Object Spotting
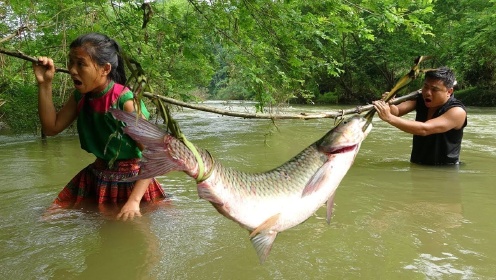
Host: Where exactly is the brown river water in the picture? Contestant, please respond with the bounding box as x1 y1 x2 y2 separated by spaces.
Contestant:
0 102 495 279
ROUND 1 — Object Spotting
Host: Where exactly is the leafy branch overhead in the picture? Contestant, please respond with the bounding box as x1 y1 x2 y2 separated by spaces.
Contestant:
0 46 420 120
1 1 438 101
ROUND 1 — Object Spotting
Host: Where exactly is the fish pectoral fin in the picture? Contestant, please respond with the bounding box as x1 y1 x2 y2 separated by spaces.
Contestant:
326 192 336 224
250 229 278 264
301 161 332 197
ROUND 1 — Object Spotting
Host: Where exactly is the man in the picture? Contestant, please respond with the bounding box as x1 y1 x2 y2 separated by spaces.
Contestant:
372 67 467 165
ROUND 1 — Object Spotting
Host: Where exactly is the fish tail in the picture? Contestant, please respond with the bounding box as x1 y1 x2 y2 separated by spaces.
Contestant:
110 108 194 180
110 108 167 147
132 147 189 180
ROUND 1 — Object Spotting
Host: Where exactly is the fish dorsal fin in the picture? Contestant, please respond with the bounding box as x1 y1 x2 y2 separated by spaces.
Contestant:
301 161 333 197
326 192 336 224
249 213 280 264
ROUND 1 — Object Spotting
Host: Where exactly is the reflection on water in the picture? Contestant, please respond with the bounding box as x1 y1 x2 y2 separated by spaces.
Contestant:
370 166 468 277
1 104 496 279
71 217 161 280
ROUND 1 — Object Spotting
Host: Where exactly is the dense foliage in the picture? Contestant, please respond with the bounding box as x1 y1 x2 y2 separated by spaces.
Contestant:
0 0 495 132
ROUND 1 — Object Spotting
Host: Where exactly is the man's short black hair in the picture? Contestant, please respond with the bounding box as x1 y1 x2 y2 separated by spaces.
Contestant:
425 66 456 89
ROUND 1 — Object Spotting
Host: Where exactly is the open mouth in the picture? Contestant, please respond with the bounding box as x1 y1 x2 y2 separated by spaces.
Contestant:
328 144 358 154
73 79 82 86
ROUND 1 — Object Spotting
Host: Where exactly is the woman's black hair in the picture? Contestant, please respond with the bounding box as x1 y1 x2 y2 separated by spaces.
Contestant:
70 32 127 85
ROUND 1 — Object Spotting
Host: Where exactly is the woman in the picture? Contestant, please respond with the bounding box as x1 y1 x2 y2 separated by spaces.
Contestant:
33 32 167 220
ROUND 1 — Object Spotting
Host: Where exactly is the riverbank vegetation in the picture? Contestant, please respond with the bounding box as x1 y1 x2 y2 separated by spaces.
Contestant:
1 0 495 133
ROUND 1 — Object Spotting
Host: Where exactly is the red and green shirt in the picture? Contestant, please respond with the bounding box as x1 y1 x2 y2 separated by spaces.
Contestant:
74 81 150 162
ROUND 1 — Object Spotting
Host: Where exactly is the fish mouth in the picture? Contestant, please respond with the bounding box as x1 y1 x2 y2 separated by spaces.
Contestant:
326 144 358 154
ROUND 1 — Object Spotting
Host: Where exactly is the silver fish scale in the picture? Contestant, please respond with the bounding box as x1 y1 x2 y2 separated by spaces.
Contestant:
204 144 327 197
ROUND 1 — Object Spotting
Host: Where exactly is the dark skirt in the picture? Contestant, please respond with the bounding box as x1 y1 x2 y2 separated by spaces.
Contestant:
50 158 167 212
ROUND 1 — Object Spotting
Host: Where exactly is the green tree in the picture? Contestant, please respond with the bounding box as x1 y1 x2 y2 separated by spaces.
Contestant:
1 0 494 132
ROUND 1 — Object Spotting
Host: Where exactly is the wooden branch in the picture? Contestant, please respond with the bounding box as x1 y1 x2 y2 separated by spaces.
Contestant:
0 49 69 73
143 90 420 120
0 26 28 44
1 48 420 119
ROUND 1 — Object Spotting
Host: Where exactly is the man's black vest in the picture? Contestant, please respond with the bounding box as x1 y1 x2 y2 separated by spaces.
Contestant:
410 94 467 165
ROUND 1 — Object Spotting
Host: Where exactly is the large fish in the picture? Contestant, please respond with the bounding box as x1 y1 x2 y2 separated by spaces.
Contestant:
110 109 372 263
